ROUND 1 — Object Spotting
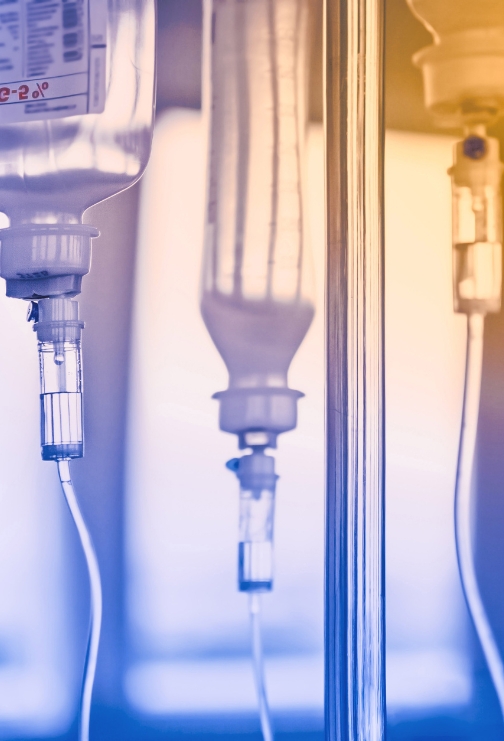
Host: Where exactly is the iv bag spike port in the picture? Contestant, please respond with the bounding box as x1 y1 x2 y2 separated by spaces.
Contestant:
32 297 85 461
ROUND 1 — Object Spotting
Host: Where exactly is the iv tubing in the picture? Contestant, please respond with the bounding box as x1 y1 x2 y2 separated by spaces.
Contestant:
455 313 504 718
57 460 103 741
249 593 274 741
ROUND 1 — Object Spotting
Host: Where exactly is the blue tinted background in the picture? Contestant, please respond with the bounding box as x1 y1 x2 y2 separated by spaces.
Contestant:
0 1 502 740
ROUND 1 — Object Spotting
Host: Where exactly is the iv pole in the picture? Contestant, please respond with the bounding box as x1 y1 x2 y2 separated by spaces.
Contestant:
324 0 386 739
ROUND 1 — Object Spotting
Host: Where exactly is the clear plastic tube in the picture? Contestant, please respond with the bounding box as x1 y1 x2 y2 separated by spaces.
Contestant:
33 298 84 460
249 593 274 741
239 483 275 591
233 450 277 591
228 450 276 735
57 459 102 741
455 313 504 719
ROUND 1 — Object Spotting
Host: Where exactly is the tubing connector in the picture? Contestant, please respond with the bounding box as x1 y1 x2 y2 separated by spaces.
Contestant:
30 298 84 461
450 134 503 314
227 451 278 592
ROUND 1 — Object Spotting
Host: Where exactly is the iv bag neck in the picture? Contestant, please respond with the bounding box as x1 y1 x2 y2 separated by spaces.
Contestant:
0 223 99 299
408 0 504 127
201 293 314 448
214 386 304 450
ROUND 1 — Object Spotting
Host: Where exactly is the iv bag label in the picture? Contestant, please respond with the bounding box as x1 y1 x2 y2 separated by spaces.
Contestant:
0 0 106 124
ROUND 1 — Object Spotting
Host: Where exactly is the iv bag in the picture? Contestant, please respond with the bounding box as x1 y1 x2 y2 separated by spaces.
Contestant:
201 0 315 393
0 0 154 224
0 0 155 299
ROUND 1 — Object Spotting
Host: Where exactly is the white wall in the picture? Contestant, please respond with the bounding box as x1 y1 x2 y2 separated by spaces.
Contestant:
385 130 470 715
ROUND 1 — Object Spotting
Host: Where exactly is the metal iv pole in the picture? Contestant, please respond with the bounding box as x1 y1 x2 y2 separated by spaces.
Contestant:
324 0 386 739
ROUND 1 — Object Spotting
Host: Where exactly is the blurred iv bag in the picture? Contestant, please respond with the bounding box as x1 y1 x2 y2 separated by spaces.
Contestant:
0 0 155 300
201 0 315 589
201 0 315 453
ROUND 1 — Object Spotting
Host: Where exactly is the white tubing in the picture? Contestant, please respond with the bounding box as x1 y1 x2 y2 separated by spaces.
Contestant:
57 459 103 741
455 313 504 718
249 593 274 741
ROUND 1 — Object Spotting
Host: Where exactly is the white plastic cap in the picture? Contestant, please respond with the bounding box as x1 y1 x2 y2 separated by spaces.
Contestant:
0 224 99 298
408 0 504 126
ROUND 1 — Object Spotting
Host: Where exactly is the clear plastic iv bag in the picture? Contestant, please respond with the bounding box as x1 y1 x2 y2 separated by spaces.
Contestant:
0 0 155 225
201 0 315 393
0 0 155 299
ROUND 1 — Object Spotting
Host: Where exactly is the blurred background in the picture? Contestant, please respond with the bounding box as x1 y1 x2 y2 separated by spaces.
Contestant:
0 0 503 739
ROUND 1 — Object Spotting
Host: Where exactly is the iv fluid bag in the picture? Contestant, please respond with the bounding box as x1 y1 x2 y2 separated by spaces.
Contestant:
201 0 315 390
0 0 155 225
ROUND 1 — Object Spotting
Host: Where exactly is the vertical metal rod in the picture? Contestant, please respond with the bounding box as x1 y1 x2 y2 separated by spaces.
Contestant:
324 0 385 739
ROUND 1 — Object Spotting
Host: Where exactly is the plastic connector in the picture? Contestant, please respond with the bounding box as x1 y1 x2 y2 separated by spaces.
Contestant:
228 451 278 592
450 135 503 314
31 298 84 460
